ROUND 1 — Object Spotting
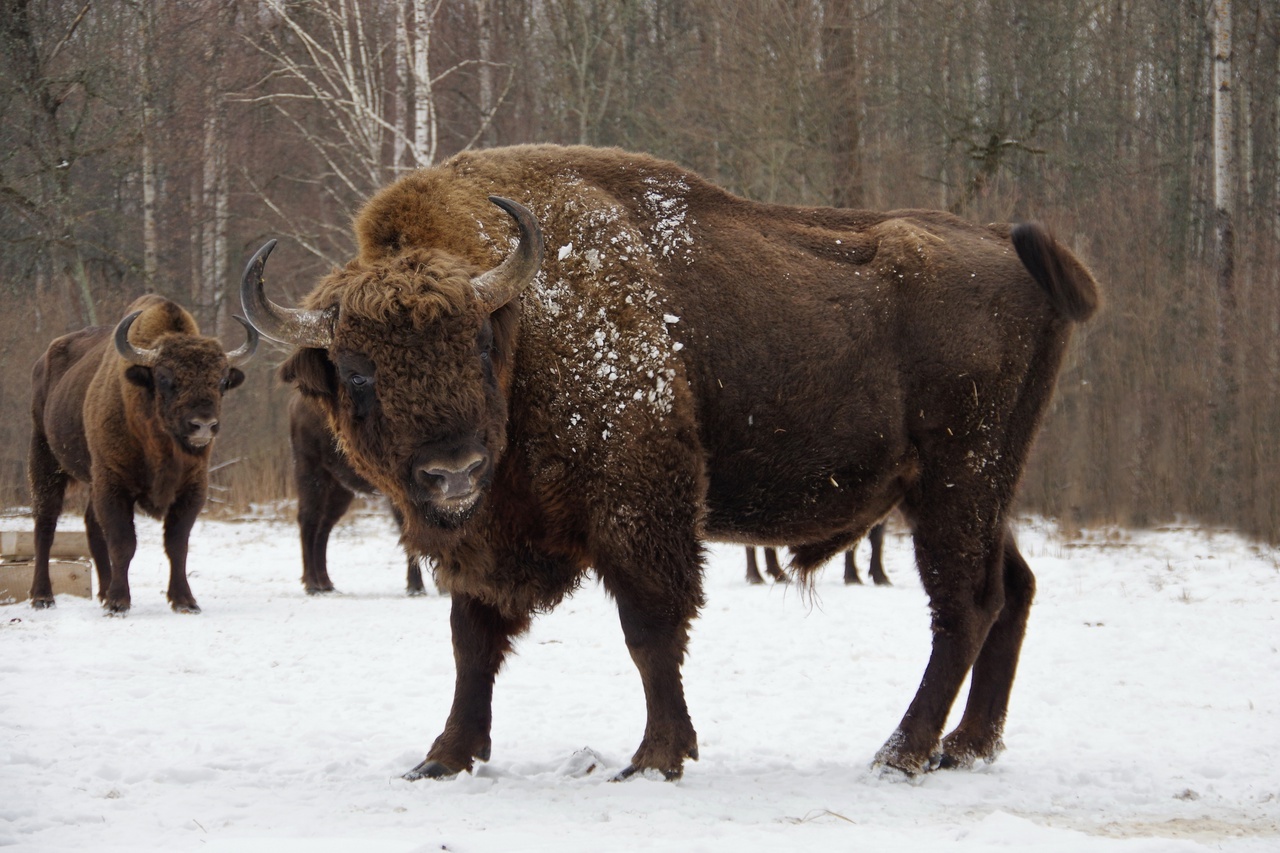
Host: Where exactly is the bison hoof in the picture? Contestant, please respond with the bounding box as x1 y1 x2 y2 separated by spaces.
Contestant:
171 602 201 614
406 586 427 597
612 764 683 782
871 735 941 778
102 600 131 615
30 597 55 609
403 759 463 781
938 731 1004 770
305 586 337 595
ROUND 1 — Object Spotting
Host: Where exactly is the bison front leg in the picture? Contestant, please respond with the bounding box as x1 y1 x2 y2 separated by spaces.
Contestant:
611 596 700 781
93 488 137 615
405 593 529 780
161 484 205 613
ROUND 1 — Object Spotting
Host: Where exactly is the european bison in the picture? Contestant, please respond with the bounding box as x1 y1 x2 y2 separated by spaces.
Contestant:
28 295 257 613
286 390 428 595
241 144 1098 780
746 520 888 585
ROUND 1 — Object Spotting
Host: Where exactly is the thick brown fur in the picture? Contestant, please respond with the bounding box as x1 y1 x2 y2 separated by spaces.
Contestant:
283 390 427 595
267 144 1100 780
28 295 250 613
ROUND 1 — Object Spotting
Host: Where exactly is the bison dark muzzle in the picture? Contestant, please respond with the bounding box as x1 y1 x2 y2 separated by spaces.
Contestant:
241 144 1099 782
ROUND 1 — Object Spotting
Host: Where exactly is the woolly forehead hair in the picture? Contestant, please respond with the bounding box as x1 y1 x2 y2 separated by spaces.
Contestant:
307 247 478 330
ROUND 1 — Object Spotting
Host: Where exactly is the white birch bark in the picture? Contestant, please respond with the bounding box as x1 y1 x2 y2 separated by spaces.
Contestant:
395 1 410 170
1211 0 1235 319
477 0 495 148
411 0 437 166
140 0 158 288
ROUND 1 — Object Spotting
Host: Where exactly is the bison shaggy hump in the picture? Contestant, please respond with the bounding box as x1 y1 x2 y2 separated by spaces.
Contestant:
243 143 1099 783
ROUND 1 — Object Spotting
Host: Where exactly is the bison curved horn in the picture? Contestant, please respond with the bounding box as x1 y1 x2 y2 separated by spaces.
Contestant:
239 239 335 348
473 196 544 312
225 316 260 367
113 310 160 366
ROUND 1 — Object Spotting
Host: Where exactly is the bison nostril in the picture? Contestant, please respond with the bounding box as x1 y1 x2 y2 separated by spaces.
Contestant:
417 455 486 500
189 417 218 435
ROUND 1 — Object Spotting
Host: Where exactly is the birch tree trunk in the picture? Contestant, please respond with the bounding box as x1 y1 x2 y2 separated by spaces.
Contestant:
477 0 496 149
196 99 229 336
395 1 410 170
1210 0 1238 509
411 0 437 166
139 0 158 288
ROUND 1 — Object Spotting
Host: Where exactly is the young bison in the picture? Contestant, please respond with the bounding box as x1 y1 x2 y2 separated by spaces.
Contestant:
28 295 257 613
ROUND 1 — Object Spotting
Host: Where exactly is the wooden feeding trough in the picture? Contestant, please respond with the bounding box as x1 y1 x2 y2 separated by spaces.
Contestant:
0 529 94 604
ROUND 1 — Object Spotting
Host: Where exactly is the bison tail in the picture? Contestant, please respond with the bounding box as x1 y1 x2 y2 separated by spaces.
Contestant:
1011 222 1101 323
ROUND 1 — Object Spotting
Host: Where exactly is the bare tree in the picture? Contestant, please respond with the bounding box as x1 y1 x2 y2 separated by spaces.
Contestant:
0 0 104 324
241 0 508 264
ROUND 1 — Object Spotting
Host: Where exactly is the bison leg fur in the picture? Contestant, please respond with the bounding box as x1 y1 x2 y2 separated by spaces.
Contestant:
84 503 113 602
405 594 529 780
867 522 891 586
763 547 788 583
405 556 428 596
601 536 702 783
161 483 204 613
937 533 1035 768
872 509 1010 776
94 488 137 614
297 471 353 594
611 594 700 781
843 549 863 585
27 432 67 609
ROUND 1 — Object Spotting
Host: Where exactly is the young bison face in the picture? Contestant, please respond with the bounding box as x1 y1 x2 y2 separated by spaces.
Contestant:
115 312 258 455
242 197 543 538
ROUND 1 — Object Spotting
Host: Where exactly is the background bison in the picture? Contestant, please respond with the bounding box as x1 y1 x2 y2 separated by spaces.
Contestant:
286 390 428 595
242 144 1098 780
745 520 889 585
27 294 257 613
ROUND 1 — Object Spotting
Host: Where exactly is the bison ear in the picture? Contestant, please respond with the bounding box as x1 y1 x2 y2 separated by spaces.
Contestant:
280 348 336 400
225 368 247 392
124 365 154 392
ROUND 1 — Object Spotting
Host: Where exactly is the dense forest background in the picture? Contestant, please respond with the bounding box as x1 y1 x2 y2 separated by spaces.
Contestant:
1 0 1277 542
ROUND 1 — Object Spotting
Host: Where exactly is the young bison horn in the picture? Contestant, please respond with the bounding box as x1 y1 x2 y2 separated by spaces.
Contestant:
114 311 159 366
225 316 260 367
239 239 336 348
472 196 545 312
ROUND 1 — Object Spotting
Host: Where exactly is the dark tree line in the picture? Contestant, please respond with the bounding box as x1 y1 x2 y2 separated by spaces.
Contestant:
2 0 1278 542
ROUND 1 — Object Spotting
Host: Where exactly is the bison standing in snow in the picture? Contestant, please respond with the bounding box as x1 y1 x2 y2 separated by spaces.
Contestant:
286 390 427 595
28 295 257 613
746 519 888 585
242 144 1098 780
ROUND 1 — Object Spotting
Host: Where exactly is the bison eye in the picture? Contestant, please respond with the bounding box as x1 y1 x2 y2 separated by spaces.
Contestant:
349 373 369 388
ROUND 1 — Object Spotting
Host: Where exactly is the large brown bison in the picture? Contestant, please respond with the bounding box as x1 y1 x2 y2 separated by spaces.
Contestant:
286 390 427 595
241 144 1098 780
28 295 257 613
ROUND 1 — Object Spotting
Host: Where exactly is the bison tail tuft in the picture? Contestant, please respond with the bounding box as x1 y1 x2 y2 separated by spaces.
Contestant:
1011 222 1101 323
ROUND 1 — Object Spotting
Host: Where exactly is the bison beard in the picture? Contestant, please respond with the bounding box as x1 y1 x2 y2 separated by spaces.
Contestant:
242 144 1099 782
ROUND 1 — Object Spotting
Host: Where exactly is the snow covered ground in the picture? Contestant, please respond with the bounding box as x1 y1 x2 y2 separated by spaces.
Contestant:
2 505 1278 852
